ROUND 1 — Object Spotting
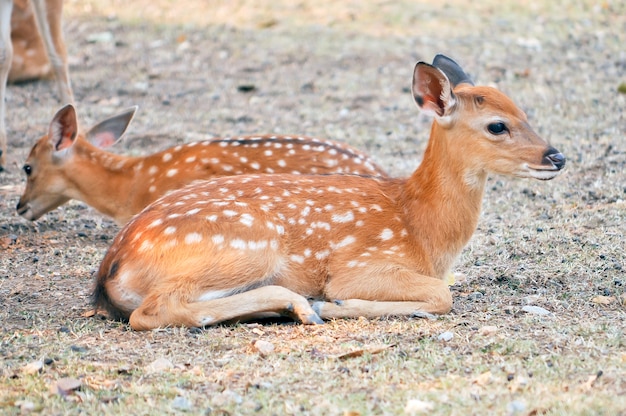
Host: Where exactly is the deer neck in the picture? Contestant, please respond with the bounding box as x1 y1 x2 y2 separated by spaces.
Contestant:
66 140 139 223
402 122 487 278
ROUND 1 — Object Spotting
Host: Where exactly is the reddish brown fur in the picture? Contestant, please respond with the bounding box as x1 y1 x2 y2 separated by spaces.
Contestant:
16 105 388 224
93 56 565 330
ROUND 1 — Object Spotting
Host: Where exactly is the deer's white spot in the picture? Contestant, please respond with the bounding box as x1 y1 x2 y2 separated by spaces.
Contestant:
185 156 197 163
185 233 203 244
149 185 157 193
330 235 356 250
230 239 247 250
290 254 305 264
277 159 287 167
310 221 331 231
248 240 268 250
162 153 173 162
148 166 159 175
250 162 261 169
240 213 255 227
138 240 154 252
166 169 178 177
223 210 237 217
206 214 218 222
212 234 225 245
380 228 394 241
186 208 201 216
221 164 233 171
164 226 177 235
332 211 354 223
315 250 330 260
147 218 163 228
264 150 273 156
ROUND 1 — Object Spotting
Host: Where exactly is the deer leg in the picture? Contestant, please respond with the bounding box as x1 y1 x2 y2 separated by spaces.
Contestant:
316 268 453 319
30 0 73 104
0 0 13 170
128 285 324 331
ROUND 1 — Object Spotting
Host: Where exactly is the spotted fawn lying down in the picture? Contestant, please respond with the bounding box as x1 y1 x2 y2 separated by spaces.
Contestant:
17 105 387 224
93 54 565 330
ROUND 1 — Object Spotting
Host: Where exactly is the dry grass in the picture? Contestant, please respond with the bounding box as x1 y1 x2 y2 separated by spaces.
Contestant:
1 0 625 414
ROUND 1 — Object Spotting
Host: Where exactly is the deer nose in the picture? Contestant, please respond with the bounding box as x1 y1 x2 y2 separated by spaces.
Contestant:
544 148 566 170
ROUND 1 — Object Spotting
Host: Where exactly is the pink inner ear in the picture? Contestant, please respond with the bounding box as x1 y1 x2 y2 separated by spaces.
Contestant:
90 132 117 148
423 95 444 117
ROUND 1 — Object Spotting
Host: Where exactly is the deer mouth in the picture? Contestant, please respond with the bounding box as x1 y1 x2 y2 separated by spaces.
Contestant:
518 164 564 181
16 202 38 221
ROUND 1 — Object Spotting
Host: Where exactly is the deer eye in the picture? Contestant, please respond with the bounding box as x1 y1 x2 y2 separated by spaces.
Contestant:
487 122 508 135
23 165 33 176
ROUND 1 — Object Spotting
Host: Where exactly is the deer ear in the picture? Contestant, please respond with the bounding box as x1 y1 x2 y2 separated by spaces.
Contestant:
412 62 455 118
48 104 78 151
86 106 138 148
432 54 474 87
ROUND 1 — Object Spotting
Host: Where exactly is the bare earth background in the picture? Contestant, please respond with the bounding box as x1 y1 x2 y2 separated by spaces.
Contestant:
1 0 625 414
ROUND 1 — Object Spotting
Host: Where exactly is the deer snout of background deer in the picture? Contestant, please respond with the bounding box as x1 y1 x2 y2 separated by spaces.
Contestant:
93 54 565 331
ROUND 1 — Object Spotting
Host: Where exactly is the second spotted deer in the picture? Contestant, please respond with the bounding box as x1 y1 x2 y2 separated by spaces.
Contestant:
16 104 387 224
93 55 565 330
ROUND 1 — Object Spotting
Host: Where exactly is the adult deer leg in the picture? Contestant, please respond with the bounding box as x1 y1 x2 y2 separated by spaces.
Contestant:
0 0 13 170
31 0 73 104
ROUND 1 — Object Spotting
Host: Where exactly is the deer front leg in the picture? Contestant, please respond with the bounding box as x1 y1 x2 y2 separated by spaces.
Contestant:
128 285 324 331
315 270 453 320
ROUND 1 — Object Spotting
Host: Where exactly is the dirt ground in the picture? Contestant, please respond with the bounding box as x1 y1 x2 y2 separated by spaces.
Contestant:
1 0 625 415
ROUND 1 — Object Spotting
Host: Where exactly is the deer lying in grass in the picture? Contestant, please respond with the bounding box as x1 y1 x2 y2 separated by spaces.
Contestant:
93 54 565 330
16 104 388 224
0 0 73 171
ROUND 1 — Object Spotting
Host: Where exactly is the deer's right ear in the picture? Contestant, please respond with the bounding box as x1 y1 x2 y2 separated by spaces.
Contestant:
86 106 138 149
412 62 455 118
48 104 78 152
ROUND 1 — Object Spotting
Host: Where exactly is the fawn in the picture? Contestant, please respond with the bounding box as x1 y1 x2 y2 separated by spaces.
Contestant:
16 104 388 224
93 54 565 330
1 0 73 171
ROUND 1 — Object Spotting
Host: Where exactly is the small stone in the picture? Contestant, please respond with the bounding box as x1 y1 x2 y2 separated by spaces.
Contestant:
22 360 44 375
145 357 174 373
171 396 192 411
252 340 275 356
478 325 498 336
521 305 551 315
53 377 82 396
404 399 434 414
437 331 454 342
507 400 527 415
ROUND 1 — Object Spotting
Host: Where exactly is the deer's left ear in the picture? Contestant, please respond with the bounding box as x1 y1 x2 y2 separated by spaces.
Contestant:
86 106 138 148
412 62 456 118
